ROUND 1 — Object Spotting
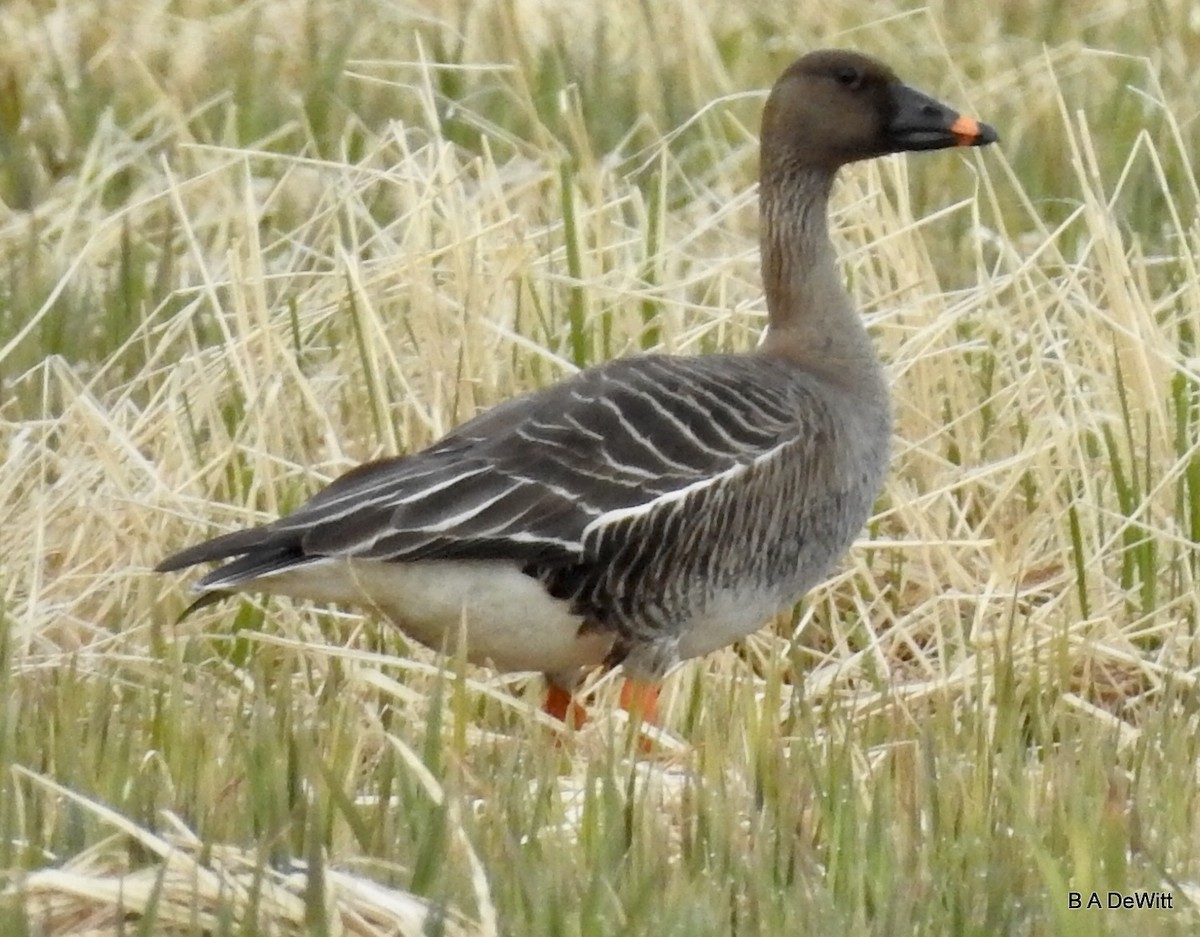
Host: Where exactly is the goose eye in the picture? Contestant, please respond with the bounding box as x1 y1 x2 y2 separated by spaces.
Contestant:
834 67 862 90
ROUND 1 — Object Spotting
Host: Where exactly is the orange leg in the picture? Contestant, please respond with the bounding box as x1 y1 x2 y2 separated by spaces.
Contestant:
618 680 660 725
543 683 587 728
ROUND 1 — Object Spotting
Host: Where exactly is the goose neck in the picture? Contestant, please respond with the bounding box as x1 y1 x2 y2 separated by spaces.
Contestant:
758 166 874 378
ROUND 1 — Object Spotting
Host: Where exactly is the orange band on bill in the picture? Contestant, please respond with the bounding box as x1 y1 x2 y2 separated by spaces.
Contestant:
950 115 983 146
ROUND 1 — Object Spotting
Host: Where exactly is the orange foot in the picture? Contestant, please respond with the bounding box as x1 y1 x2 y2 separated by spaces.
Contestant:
543 680 663 751
618 680 660 725
543 683 588 728
619 680 664 753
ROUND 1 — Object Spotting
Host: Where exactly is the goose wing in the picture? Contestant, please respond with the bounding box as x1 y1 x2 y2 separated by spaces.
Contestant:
157 354 807 588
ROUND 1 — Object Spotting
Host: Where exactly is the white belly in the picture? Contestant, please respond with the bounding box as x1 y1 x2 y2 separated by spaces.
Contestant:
248 557 614 677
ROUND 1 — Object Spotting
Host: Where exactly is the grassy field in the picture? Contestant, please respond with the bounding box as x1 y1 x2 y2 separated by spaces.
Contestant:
4 0 1200 933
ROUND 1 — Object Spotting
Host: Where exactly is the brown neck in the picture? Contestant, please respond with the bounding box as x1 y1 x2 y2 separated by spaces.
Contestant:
756 164 877 384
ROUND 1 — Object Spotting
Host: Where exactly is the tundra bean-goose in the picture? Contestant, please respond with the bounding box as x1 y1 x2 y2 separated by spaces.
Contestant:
157 50 997 726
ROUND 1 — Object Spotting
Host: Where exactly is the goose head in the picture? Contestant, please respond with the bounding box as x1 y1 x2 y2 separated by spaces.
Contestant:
761 49 996 177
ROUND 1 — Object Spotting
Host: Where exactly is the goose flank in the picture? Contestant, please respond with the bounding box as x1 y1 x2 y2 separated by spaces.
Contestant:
156 50 997 723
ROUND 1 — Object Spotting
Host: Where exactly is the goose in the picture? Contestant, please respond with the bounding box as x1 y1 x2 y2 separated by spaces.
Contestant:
156 50 996 726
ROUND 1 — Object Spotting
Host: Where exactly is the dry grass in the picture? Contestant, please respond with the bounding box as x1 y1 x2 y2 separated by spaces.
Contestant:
5 1 1200 934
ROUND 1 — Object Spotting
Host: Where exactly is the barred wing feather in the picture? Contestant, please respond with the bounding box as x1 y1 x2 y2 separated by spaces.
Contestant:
160 354 810 588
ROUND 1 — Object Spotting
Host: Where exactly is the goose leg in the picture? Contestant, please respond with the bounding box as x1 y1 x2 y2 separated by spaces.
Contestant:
618 680 660 725
542 677 660 732
543 670 588 727
543 683 587 727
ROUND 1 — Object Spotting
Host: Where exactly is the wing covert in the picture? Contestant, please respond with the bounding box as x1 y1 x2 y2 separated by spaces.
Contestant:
248 353 811 568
